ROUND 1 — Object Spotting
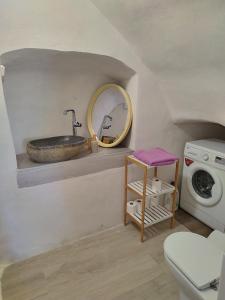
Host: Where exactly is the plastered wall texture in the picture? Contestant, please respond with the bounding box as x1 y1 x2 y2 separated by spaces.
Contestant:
0 0 225 262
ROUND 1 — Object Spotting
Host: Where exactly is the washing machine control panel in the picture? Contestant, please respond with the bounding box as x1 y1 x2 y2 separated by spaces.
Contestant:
185 146 199 158
185 145 211 162
202 153 209 161
215 156 225 166
185 144 225 168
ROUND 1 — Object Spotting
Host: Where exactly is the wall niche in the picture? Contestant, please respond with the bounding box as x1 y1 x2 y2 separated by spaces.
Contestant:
1 48 136 155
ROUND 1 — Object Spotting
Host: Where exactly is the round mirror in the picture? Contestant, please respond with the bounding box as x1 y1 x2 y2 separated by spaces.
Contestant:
87 83 132 147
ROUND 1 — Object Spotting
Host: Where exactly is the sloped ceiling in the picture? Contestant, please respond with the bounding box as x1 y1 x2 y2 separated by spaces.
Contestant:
92 0 225 73
92 0 225 125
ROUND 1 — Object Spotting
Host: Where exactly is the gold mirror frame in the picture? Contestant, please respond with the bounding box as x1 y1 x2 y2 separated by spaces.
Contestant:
87 83 133 148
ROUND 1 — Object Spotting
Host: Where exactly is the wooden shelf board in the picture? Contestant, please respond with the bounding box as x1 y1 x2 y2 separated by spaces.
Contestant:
127 179 175 197
127 205 173 228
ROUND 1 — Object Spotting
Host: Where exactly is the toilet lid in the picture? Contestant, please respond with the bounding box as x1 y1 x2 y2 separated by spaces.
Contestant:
164 232 223 290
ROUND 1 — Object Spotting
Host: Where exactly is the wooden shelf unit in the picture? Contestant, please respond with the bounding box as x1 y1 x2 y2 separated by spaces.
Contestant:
128 205 173 228
127 179 175 197
124 155 179 242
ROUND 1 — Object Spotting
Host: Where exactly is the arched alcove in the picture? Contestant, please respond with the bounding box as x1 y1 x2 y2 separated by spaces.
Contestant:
1 48 136 154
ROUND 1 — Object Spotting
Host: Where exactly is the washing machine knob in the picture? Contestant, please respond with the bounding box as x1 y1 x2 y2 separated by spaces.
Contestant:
202 154 209 161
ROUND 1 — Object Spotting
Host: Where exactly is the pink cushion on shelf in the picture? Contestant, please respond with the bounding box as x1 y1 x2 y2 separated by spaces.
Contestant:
133 147 178 166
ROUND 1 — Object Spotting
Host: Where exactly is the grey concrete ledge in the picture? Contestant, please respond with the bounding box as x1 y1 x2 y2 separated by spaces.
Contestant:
17 147 132 188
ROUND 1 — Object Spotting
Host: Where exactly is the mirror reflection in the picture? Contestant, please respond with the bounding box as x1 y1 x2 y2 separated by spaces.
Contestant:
92 87 129 144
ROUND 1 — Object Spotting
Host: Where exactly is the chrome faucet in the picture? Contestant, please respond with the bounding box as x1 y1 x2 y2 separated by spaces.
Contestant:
63 109 82 136
103 115 112 129
99 115 112 140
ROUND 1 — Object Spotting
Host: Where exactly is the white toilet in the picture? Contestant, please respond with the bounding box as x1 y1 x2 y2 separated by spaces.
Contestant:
164 230 225 300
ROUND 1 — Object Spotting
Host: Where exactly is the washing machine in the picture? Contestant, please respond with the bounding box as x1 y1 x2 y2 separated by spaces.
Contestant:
180 139 225 232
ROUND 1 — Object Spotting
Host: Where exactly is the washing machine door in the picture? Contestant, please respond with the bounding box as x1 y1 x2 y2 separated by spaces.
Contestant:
186 162 223 207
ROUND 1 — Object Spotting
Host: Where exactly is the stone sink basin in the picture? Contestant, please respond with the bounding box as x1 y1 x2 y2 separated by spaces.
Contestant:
27 135 87 163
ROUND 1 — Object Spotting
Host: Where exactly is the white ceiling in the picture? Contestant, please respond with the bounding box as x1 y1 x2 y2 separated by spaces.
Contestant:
92 0 225 125
92 0 225 75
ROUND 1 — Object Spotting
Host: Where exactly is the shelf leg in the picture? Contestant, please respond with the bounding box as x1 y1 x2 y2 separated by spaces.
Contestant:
154 167 158 177
124 157 128 225
141 166 148 242
170 160 180 228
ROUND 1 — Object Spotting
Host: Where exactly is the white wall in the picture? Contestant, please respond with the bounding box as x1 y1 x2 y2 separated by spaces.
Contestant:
1 165 126 261
0 0 144 262
0 0 225 262
160 70 225 125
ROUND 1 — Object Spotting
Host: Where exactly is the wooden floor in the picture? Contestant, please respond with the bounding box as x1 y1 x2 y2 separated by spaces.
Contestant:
175 209 212 237
2 209 212 300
